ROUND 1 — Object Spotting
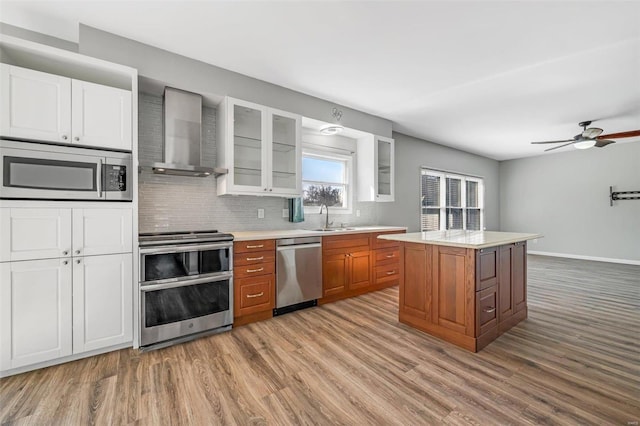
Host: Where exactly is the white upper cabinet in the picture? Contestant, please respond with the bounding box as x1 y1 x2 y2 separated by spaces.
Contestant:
357 135 395 202
0 258 73 370
1 207 132 262
71 80 132 151
72 208 133 257
0 208 72 262
1 64 72 143
217 97 301 197
0 64 132 151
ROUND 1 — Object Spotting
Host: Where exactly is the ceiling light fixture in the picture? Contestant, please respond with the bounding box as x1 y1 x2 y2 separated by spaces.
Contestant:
320 124 344 135
574 139 596 149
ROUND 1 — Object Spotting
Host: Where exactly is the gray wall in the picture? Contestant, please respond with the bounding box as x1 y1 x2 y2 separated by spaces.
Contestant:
0 22 78 52
377 132 500 232
138 94 377 233
500 142 640 262
78 25 392 138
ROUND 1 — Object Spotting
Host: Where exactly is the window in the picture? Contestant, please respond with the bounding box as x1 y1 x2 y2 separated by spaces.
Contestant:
302 150 353 213
420 169 483 231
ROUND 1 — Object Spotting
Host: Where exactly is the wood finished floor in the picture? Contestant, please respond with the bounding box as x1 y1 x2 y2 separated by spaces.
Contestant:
1 255 639 425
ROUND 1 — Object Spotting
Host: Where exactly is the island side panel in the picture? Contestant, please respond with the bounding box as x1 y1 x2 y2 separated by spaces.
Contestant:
399 242 478 352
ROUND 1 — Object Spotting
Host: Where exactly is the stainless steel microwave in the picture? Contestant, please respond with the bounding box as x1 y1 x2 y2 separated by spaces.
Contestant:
0 140 132 201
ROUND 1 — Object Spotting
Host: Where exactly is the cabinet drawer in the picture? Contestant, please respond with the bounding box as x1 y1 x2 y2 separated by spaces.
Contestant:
374 262 401 284
234 261 275 278
234 240 275 254
375 247 400 264
476 286 498 337
235 275 274 316
323 234 370 252
234 250 276 267
372 231 404 249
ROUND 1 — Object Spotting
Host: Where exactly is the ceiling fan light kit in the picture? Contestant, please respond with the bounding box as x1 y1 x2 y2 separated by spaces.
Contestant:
531 120 640 153
574 139 596 150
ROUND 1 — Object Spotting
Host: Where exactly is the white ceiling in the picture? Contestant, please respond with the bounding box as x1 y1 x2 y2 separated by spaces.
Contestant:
2 1 639 160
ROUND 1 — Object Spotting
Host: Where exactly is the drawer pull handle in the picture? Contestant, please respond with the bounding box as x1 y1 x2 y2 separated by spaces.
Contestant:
246 244 264 249
386 271 396 275
483 307 496 313
246 267 264 273
247 292 264 298
385 254 395 258
246 256 264 261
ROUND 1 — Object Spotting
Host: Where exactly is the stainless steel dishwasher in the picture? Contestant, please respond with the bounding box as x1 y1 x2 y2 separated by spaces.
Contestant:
274 236 322 315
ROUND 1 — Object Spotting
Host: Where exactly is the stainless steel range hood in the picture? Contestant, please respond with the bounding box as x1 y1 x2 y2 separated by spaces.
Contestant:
151 87 214 177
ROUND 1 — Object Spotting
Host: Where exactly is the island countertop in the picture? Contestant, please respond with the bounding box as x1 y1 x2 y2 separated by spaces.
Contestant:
378 230 542 249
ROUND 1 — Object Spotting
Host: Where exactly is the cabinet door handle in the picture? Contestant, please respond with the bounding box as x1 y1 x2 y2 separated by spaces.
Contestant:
61 135 68 140
246 244 264 249
269 188 273 192
386 270 396 275
62 260 68 265
76 259 81 264
483 307 496 313
385 254 395 258
246 256 264 261
62 250 69 256
247 292 264 298
75 249 81 255
74 136 80 141
246 267 264 273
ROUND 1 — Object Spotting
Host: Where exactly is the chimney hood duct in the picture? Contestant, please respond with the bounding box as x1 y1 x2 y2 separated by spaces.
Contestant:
151 87 215 177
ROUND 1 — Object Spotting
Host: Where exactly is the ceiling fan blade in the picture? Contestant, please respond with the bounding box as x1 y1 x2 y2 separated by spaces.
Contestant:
582 127 603 138
597 130 640 139
595 139 616 148
531 139 574 145
544 141 575 152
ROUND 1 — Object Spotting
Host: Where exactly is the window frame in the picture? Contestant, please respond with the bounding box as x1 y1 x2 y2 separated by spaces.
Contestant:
302 148 354 215
420 168 484 231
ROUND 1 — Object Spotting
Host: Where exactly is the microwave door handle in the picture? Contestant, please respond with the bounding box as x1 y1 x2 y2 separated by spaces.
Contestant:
97 158 103 198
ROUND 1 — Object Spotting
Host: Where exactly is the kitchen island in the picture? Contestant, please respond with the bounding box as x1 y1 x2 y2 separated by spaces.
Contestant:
378 231 542 352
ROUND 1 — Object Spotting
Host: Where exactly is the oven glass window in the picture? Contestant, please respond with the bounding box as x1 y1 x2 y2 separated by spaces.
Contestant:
144 280 230 327
5 156 97 191
144 248 230 281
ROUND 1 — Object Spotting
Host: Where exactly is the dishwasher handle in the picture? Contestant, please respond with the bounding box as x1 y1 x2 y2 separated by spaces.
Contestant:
276 243 322 251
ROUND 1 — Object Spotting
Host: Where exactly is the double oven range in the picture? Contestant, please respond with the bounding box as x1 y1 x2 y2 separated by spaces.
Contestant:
139 230 234 349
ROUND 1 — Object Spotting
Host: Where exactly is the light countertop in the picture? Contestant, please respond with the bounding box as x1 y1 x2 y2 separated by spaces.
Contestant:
378 230 542 249
228 226 407 241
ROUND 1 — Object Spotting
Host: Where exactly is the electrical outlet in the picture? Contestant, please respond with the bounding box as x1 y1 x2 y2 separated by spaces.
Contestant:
356 209 361 217
282 209 288 218
257 208 265 219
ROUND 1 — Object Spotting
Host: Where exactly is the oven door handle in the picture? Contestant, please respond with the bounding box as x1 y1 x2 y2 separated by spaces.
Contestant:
139 242 232 255
140 273 232 292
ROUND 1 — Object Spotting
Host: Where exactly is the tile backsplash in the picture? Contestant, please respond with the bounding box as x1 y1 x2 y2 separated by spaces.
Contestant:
138 93 377 233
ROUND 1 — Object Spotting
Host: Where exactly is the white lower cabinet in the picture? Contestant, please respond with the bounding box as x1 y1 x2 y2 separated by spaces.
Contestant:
0 258 73 370
0 253 133 372
72 253 132 353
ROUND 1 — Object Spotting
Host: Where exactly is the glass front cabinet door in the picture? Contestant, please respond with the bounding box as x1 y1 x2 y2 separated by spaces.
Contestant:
217 97 301 197
376 136 394 202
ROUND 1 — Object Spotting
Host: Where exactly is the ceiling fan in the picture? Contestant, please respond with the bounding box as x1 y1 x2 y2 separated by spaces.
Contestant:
531 121 640 152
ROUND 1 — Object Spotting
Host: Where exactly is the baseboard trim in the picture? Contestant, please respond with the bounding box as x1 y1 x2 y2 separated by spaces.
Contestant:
528 250 640 266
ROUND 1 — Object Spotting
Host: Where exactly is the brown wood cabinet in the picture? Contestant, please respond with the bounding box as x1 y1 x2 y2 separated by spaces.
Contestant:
399 241 528 352
320 230 405 304
233 239 276 326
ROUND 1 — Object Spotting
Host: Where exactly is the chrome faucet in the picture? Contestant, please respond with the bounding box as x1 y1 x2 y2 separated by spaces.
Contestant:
319 203 333 229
